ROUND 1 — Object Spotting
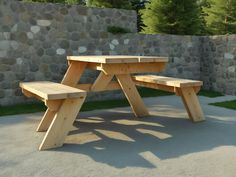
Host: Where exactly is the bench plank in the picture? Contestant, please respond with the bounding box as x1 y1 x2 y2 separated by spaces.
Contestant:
20 81 86 100
132 75 205 122
133 75 202 88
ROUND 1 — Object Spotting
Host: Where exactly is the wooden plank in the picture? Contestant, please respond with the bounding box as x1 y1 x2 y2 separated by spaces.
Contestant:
20 81 86 100
39 97 85 150
194 86 201 93
87 63 102 70
116 74 149 117
76 81 121 92
22 88 44 102
176 88 193 120
101 62 167 75
138 56 169 63
178 87 205 122
67 55 168 64
133 75 202 88
91 72 114 91
134 80 176 93
45 100 63 111
134 80 201 95
37 109 57 132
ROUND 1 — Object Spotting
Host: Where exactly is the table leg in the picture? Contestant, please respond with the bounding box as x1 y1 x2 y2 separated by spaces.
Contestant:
116 74 149 117
36 61 87 132
39 97 85 150
61 61 87 86
91 72 114 91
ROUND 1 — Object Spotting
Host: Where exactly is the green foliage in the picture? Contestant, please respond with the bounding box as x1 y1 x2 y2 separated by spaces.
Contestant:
204 0 236 34
0 103 47 116
209 100 236 110
22 0 84 5
198 89 223 97
141 0 205 35
107 26 131 34
131 0 148 31
86 0 133 9
0 87 172 116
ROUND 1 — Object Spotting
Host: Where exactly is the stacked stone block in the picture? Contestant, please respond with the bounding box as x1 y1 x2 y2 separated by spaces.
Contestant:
201 36 236 95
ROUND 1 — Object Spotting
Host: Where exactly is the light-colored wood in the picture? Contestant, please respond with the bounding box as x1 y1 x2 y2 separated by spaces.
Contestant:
67 55 169 64
178 87 205 122
87 62 167 74
37 109 57 132
133 75 203 88
37 61 87 135
20 81 86 100
133 75 204 122
176 88 193 120
134 80 201 95
91 72 114 91
194 86 201 93
76 81 121 91
116 74 149 117
22 88 34 98
45 100 63 111
134 80 176 93
22 88 45 102
101 62 167 75
39 97 85 150
36 100 63 132
61 61 87 87
87 62 102 70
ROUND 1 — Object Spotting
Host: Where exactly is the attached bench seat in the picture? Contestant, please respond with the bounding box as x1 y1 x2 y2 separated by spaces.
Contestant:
20 81 86 100
132 75 205 122
20 81 86 150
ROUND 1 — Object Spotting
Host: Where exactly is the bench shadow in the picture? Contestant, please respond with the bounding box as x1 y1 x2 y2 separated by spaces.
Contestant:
54 107 236 169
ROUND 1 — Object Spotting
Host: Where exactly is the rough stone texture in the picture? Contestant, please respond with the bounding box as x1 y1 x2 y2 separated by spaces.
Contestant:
0 0 235 106
201 36 236 95
0 0 137 105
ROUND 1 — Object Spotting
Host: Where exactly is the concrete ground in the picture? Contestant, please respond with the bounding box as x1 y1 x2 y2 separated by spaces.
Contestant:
0 95 236 177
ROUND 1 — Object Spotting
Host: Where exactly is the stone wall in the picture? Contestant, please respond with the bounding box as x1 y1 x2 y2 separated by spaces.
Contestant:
0 0 138 105
201 35 236 95
0 0 235 106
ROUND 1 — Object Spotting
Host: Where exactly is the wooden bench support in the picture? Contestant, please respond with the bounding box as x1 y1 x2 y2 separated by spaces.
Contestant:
37 100 62 132
132 75 205 122
39 97 85 150
20 81 87 150
177 87 205 122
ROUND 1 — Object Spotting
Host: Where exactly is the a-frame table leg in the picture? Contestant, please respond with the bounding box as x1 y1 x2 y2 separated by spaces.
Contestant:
91 72 114 91
116 74 149 117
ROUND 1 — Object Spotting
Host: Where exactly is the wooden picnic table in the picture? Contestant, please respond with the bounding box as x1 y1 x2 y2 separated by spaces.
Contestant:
20 55 205 150
21 55 168 150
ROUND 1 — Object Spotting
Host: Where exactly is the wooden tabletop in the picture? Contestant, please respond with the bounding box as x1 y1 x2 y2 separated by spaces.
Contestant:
67 55 169 64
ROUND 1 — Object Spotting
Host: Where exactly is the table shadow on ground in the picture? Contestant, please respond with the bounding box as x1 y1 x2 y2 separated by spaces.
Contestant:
54 107 236 169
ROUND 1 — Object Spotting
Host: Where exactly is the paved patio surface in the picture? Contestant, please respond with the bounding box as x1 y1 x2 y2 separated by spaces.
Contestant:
0 95 236 177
